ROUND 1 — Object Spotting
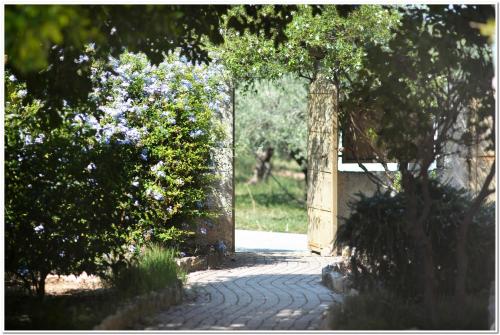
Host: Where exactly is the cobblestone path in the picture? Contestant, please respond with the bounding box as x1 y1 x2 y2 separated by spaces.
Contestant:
135 252 341 331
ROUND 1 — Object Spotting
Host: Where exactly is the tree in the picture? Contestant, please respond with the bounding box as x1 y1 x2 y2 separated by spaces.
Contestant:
5 5 299 113
217 5 399 183
218 5 400 83
341 5 495 326
235 75 308 183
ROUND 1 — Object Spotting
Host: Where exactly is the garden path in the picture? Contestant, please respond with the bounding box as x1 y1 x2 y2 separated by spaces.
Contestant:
135 251 342 330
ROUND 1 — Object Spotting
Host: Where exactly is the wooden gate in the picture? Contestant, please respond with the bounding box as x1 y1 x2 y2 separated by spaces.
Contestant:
307 76 338 256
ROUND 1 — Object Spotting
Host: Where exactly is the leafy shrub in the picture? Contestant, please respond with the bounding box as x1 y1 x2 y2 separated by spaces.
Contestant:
88 51 228 248
5 50 228 296
335 181 495 299
5 74 135 296
107 245 185 297
327 290 489 330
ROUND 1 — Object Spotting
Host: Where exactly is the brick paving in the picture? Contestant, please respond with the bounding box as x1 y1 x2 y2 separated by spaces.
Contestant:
134 252 342 330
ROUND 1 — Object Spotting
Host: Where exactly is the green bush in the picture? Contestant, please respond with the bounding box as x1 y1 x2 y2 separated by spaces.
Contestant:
5 50 228 296
335 181 495 299
108 245 185 297
328 290 490 330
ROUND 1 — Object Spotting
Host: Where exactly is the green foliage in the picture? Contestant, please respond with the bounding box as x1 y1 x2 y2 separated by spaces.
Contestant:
335 182 495 299
88 51 227 248
235 75 308 162
5 5 299 113
218 5 400 81
5 51 228 296
5 5 298 73
107 245 185 297
5 5 100 73
342 5 495 163
5 74 134 296
327 289 489 330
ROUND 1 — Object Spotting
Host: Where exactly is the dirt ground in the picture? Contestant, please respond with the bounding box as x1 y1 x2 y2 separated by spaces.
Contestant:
44 273 103 295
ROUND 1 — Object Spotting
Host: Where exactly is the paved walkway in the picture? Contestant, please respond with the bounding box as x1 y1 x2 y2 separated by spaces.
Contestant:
135 252 341 330
235 229 308 252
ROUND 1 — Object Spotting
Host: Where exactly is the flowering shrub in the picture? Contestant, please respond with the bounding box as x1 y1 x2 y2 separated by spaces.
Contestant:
5 51 228 296
88 51 228 247
5 75 135 296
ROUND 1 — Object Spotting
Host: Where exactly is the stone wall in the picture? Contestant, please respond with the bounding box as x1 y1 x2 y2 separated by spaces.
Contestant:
337 172 384 222
197 80 235 252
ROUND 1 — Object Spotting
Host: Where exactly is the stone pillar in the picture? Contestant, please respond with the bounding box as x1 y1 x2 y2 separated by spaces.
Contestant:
199 80 235 252
307 75 338 256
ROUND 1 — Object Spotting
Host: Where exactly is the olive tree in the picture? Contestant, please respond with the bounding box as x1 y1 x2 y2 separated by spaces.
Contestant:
235 75 308 183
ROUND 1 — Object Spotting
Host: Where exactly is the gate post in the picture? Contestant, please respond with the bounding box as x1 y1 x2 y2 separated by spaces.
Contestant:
202 80 235 252
307 75 339 256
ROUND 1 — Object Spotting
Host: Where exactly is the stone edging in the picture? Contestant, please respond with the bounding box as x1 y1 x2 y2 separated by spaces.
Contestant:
94 279 183 330
321 261 358 295
176 254 225 273
319 259 358 330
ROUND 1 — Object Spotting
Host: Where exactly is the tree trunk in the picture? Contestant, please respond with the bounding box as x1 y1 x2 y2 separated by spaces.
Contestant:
34 270 48 299
289 149 308 185
401 165 438 327
247 147 274 184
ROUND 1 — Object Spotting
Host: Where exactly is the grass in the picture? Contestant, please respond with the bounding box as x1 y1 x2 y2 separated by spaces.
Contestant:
235 154 307 234
108 244 185 297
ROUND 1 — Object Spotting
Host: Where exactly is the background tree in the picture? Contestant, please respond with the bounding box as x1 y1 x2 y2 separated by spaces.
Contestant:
235 75 308 183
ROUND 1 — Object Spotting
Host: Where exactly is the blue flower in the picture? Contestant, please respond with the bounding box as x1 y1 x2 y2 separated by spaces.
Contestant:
152 191 164 201
126 128 141 142
34 134 45 144
74 54 90 64
23 134 32 145
189 129 204 138
180 79 192 90
187 114 196 122
18 89 27 98
8 74 17 82
140 149 148 161
86 162 96 171
34 224 44 233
